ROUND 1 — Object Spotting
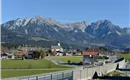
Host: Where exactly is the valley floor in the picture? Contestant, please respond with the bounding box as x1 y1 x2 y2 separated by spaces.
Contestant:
1 59 72 78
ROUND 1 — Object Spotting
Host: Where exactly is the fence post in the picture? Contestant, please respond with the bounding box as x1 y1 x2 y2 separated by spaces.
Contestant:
44 75 45 80
62 72 64 80
57 73 58 80
51 74 52 80
72 71 73 80
87 68 88 80
36 76 38 80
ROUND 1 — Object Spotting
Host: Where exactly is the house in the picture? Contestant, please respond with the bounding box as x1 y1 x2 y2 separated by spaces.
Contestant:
56 51 63 56
66 52 73 56
24 50 34 59
82 51 98 64
1 53 8 59
18 48 28 55
51 42 63 52
14 53 24 59
8 53 15 59
1 53 15 59
73 51 82 56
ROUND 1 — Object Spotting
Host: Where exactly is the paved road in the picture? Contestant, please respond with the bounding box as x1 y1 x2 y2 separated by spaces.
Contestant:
118 61 130 76
108 54 118 63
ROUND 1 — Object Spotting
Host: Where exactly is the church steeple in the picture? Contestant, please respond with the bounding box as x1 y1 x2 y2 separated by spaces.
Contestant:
57 41 60 46
58 42 60 46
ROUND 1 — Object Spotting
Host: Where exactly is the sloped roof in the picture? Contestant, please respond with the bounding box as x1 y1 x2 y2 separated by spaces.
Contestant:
82 51 98 56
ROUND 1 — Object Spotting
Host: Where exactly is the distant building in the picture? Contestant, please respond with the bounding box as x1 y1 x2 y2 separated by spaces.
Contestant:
18 48 28 55
1 53 15 59
82 51 98 64
56 51 63 56
73 49 82 56
51 42 63 52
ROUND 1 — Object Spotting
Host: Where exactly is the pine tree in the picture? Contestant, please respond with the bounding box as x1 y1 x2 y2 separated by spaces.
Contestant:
33 51 40 59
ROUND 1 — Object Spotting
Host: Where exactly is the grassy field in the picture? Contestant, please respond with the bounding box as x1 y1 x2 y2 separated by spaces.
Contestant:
1 59 72 78
31 37 49 41
47 56 82 63
119 54 130 60
1 70 62 78
1 59 72 69
16 35 49 41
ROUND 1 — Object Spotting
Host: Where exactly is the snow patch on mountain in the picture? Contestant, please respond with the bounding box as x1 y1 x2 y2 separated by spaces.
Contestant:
9 26 15 29
15 18 23 26
53 27 59 32
88 34 95 38
115 30 121 35
23 18 30 26
107 32 111 35
34 29 39 35
35 27 41 31
74 30 78 33
25 29 28 34
102 34 105 37
126 28 130 34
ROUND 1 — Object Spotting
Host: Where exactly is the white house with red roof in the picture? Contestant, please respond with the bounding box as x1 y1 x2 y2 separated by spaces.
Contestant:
82 51 98 64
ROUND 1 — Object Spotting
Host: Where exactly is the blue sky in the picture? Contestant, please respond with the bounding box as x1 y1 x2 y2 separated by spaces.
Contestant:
1 0 129 27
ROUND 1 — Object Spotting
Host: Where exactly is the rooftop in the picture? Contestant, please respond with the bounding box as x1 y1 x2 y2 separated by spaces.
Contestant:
82 51 98 56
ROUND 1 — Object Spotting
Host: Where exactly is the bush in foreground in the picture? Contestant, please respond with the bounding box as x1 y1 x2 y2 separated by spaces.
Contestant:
104 71 128 77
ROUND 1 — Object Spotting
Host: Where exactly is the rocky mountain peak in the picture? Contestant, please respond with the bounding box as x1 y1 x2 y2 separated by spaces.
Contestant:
62 21 88 32
123 27 130 34
90 19 120 30
30 15 61 26
1 16 130 49
85 19 122 38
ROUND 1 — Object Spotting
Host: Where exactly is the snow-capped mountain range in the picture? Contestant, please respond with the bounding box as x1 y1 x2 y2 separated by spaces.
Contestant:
1 15 130 48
